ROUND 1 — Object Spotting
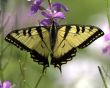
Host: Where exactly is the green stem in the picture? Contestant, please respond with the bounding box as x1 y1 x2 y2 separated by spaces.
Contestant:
35 73 44 88
35 69 46 88
48 0 51 5
106 0 110 26
98 66 108 88
18 59 26 88
48 0 52 11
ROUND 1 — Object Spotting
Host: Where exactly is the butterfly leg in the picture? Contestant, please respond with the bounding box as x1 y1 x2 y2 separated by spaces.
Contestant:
42 65 47 74
59 65 62 74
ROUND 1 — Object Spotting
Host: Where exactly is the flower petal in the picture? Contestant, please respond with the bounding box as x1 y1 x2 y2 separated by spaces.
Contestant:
104 32 110 41
52 3 69 12
30 0 45 15
31 4 39 14
40 18 52 26
41 11 52 18
3 81 12 88
54 12 65 19
0 81 2 88
103 45 110 53
34 0 43 5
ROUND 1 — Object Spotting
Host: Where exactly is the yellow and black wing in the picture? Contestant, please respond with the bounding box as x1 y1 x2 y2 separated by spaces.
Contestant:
5 25 104 70
5 26 51 67
51 25 104 68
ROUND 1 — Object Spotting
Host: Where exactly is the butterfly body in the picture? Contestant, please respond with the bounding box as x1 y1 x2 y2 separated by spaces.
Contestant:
49 23 57 50
5 24 104 70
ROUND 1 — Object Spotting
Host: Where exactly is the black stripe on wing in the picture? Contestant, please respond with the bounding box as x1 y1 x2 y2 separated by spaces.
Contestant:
63 26 71 39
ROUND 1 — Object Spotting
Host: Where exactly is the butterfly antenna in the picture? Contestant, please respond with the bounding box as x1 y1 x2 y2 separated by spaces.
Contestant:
42 65 47 73
35 66 47 88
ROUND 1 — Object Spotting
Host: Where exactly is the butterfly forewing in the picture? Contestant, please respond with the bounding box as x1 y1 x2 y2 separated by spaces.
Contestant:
5 26 51 66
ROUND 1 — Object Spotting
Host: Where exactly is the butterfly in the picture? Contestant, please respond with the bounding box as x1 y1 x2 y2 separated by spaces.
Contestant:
5 23 104 72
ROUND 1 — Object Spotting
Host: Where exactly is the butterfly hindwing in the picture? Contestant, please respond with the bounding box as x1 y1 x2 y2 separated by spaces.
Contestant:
5 26 51 67
52 25 104 68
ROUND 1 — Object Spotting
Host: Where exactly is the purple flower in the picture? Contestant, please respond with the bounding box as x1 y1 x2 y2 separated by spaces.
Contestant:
103 30 110 54
52 3 69 12
104 32 110 41
0 81 12 88
30 0 45 14
40 11 65 26
40 2 69 26
41 11 65 19
29 1 69 26
0 81 2 88
40 18 58 26
103 45 110 54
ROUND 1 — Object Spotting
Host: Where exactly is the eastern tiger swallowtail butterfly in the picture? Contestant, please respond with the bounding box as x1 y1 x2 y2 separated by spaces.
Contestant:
5 23 104 71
